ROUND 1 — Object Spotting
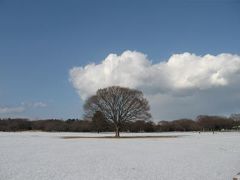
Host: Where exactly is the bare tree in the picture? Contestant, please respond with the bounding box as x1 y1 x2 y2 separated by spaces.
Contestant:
84 86 151 137
230 114 240 122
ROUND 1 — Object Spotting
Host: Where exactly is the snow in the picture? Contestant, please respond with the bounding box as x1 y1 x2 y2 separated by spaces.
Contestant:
0 132 240 180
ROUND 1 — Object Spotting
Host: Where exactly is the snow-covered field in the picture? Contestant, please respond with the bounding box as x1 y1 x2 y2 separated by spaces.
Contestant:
0 132 240 180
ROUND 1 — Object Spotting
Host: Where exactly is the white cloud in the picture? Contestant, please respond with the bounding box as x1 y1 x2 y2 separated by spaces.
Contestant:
69 50 240 120
32 102 47 108
21 102 47 108
0 102 47 115
0 106 25 114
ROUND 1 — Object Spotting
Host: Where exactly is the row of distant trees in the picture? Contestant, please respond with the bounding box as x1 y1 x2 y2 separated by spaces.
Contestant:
0 114 239 132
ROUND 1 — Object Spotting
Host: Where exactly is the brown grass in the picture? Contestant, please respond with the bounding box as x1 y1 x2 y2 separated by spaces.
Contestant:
61 135 180 139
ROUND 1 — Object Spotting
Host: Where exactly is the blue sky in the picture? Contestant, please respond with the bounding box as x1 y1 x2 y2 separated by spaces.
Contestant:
0 0 240 120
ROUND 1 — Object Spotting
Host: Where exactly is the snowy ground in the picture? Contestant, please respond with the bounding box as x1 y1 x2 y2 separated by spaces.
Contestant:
0 132 240 180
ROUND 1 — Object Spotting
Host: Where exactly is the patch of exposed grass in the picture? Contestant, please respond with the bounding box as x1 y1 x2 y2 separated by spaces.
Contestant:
61 135 180 139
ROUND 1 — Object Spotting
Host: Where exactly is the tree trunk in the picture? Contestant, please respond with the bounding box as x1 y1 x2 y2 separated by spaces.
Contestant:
115 126 120 137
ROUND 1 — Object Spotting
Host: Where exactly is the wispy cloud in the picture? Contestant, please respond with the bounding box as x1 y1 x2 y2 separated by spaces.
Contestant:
0 106 25 114
0 102 47 114
21 102 47 108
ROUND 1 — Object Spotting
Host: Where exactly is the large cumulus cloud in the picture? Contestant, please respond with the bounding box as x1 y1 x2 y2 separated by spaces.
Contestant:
69 50 240 120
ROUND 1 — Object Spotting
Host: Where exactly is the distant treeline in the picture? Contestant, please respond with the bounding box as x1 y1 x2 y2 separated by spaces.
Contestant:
0 114 240 132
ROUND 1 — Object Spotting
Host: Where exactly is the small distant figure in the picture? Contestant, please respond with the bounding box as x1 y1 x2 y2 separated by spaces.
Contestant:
233 172 240 180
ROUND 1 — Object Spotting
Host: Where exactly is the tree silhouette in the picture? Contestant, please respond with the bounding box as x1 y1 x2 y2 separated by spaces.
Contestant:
84 86 151 137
